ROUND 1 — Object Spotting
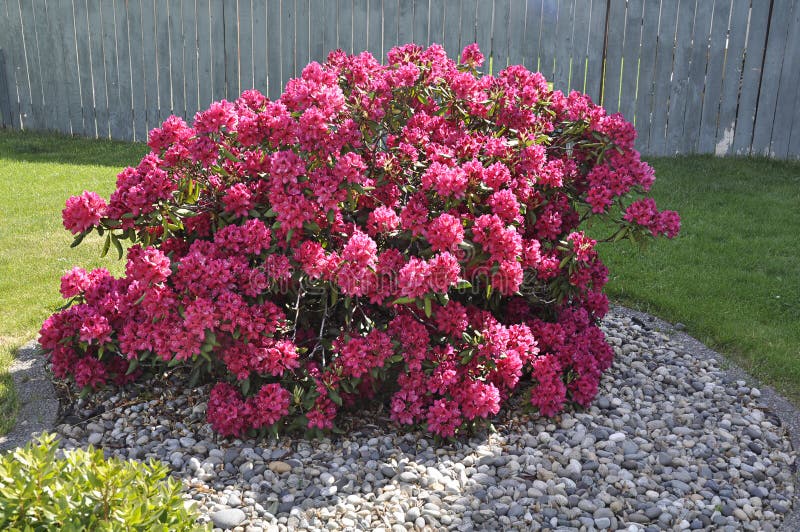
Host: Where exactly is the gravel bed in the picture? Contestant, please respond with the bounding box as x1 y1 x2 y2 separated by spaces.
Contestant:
53 308 797 531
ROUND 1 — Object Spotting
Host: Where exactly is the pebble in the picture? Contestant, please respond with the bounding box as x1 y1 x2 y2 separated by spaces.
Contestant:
52 308 796 531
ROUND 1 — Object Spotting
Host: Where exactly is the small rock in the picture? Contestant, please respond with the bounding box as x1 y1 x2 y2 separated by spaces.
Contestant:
268 461 292 474
211 508 247 529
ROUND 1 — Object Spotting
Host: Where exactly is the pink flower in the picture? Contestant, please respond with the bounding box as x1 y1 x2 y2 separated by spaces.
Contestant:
247 383 291 428
425 213 464 252
397 257 430 299
426 399 462 437
62 191 107 234
60 267 91 298
460 43 485 68
223 183 253 217
207 382 251 437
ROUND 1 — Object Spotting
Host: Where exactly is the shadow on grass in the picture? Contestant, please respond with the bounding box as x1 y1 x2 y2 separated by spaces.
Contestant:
0 129 147 168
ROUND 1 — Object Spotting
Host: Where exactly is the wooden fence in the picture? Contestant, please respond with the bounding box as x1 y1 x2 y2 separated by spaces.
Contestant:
1 0 799 158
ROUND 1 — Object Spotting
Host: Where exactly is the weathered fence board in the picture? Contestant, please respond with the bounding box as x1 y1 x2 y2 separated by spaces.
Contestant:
697 0 731 154
766 0 800 158
681 0 713 154
733 2 770 155
648 0 679 156
0 48 12 127
665 0 695 156
619 0 643 124
602 0 625 112
633 0 660 153
715 0 747 156
1 0 799 159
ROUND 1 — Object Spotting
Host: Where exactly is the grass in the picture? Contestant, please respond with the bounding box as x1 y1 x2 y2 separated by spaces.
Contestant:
593 155 800 404
0 130 147 434
0 131 798 433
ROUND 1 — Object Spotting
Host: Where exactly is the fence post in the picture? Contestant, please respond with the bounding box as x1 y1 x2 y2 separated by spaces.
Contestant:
0 49 13 128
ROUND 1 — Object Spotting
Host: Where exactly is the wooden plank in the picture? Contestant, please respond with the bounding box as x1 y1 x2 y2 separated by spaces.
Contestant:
475 0 492 69
72 0 96 136
715 0 747 156
681 0 713 153
458 0 477 52
209 0 226 102
296 0 311 74
664 0 696 156
112 0 134 140
321 0 340 57
0 49 12 127
168 0 185 120
648 0 679 156
367 0 383 58
280 0 295 85
49 0 79 134
240 0 255 90
752 0 794 156
100 0 122 138
308 0 325 63
632 0 661 153
338 0 353 52
412 0 428 45
770 2 800 158
788 75 800 158
353 0 368 53
253 0 268 94
428 0 444 48
182 0 200 119
39 0 69 134
523 0 543 71
567 0 591 93
397 0 413 46
619 0 643 124
383 0 399 54
584 0 607 102
442 0 461 59
155 0 172 123
732 2 770 155
20 0 44 130
127 0 148 141
552 0 575 91
697 0 731 154
0 0 26 129
88 0 110 136
196 0 212 110
141 0 160 134
507 0 526 66
537 0 558 80
266 0 281 98
224 0 240 98
601 0 625 111
491 0 510 69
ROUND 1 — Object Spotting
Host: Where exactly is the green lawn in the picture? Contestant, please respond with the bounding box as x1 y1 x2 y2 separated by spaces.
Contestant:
595 155 800 403
0 131 798 435
0 131 147 433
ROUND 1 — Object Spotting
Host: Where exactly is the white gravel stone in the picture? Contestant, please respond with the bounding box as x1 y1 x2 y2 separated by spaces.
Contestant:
52 308 797 531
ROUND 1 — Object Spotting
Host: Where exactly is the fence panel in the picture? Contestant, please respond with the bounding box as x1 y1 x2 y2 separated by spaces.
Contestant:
697 0 732 154
1 0 799 159
768 2 800 158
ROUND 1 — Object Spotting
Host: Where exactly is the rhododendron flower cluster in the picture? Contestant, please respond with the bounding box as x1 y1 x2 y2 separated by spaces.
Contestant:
41 43 679 438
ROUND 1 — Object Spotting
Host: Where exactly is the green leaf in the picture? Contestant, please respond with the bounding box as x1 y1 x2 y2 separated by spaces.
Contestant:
391 296 415 305
100 233 111 258
111 234 124 260
327 389 342 406
125 358 139 375
423 296 432 318
70 231 88 248
455 280 472 290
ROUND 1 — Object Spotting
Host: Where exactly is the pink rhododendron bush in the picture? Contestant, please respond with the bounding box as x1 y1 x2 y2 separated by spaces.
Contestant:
41 44 679 438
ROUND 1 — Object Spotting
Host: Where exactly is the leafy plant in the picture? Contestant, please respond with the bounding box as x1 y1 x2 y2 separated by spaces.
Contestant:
0 433 206 531
41 43 678 438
